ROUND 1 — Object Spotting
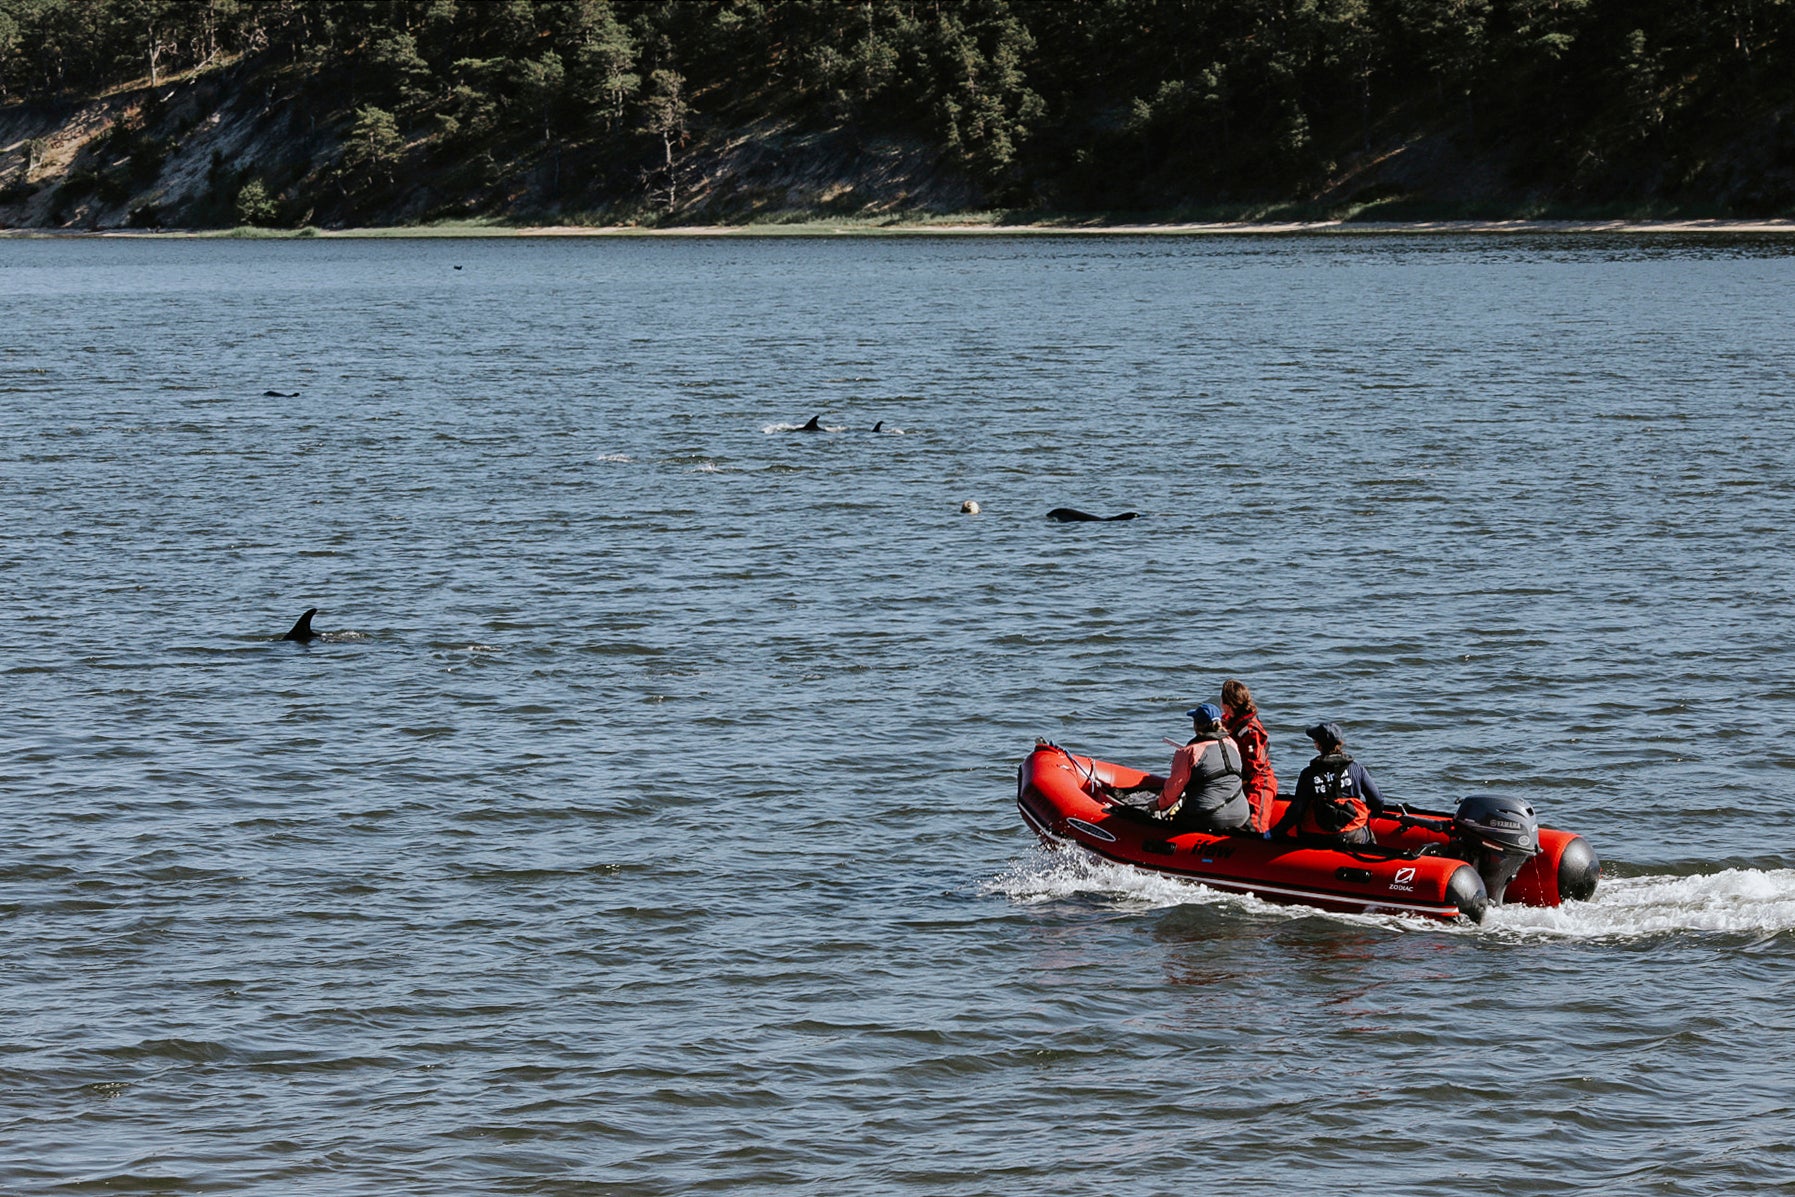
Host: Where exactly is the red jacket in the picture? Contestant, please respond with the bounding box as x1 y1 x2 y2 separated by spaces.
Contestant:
1224 710 1278 832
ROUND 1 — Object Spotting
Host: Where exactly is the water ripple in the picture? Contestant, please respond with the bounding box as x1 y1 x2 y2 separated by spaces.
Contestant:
3 233 1795 1194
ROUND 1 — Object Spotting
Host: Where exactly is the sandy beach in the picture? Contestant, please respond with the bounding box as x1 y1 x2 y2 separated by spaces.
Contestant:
8 217 1795 238
517 218 1795 236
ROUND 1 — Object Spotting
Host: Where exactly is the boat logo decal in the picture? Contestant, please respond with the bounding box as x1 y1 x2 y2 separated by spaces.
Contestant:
1391 866 1417 892
1065 818 1117 843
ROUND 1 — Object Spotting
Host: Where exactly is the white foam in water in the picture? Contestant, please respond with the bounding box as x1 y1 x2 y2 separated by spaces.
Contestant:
986 847 1320 922
989 848 1795 940
988 847 1205 906
1487 868 1795 940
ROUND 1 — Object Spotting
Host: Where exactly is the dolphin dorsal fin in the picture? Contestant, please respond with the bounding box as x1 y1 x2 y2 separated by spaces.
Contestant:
283 608 318 642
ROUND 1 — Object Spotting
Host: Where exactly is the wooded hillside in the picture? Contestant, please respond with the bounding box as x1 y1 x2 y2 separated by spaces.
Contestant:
2 0 1792 229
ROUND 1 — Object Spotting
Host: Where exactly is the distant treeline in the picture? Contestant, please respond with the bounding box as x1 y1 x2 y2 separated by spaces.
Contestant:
3 0 1793 221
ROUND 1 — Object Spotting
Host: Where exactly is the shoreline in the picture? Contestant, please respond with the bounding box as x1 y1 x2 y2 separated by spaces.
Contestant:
5 217 1795 238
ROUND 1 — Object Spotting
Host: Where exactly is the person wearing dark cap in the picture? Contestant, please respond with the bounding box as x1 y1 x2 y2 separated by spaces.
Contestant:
1272 721 1385 845
1135 703 1252 833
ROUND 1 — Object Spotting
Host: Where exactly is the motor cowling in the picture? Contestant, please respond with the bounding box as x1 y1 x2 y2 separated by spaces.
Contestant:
1453 794 1541 905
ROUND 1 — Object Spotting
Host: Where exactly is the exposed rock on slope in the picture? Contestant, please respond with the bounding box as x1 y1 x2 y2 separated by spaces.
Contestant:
0 60 979 231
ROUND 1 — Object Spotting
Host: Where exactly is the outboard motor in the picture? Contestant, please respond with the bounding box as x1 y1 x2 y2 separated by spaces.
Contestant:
1453 794 1541 905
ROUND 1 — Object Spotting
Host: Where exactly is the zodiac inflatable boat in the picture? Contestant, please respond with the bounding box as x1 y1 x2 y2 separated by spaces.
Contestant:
1016 741 1600 923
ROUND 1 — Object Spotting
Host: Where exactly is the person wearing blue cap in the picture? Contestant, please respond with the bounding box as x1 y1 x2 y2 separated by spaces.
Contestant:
1272 721 1386 845
1133 702 1251 833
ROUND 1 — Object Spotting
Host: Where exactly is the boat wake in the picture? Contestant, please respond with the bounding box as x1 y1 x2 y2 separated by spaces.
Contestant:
987 847 1795 940
1489 866 1795 939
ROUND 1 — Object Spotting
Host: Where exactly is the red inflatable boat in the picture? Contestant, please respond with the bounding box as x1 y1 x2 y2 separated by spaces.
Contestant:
1016 741 1599 923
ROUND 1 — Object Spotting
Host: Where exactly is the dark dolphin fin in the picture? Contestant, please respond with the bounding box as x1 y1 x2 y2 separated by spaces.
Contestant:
283 608 318 642
263 390 300 397
871 420 883 432
800 415 823 431
1046 507 1101 522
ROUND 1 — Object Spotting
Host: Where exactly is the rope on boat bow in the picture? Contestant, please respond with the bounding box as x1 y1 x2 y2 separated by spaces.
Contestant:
1039 738 1104 797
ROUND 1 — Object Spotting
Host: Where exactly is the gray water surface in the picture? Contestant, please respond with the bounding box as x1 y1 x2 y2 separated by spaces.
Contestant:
4 233 1795 1195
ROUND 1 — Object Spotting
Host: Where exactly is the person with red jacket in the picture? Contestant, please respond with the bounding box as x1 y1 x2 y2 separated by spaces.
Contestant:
1220 679 1278 834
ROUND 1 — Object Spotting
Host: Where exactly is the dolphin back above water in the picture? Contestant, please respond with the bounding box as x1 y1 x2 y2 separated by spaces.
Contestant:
790 415 887 433
1047 508 1140 522
283 608 319 642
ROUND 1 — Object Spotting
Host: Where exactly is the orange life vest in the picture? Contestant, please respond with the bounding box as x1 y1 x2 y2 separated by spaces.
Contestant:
1300 754 1369 836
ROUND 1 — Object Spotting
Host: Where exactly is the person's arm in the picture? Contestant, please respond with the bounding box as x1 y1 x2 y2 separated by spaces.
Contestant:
1244 722 1278 797
1355 763 1385 815
1157 744 1197 812
1237 723 1266 766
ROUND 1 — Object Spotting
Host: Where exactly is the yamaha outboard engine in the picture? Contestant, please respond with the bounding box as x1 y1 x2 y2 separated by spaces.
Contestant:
1453 794 1541 905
